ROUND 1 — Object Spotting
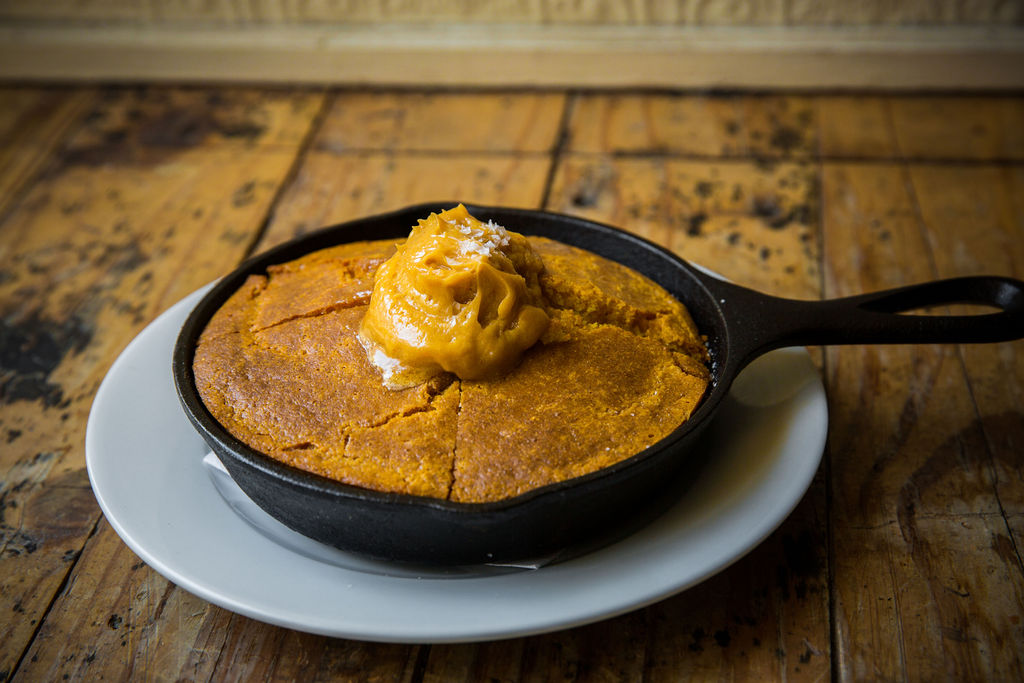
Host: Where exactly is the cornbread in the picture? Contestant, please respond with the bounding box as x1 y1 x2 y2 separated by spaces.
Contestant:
193 214 710 503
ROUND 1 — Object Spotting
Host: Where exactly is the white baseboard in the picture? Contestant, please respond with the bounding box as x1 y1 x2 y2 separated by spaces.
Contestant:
1 23 1022 89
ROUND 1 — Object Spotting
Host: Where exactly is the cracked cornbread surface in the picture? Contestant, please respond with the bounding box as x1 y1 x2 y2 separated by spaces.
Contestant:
193 236 710 503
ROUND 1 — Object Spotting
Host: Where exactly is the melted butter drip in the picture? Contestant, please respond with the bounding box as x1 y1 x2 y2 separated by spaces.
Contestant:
359 204 550 389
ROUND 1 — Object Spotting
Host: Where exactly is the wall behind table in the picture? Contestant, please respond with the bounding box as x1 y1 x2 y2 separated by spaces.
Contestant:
1 1 1022 89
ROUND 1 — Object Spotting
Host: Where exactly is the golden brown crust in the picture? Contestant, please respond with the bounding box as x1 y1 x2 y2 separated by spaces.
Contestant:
193 237 709 503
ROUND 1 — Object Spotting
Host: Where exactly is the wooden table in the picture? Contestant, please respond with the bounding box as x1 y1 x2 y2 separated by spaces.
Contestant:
1 86 1022 681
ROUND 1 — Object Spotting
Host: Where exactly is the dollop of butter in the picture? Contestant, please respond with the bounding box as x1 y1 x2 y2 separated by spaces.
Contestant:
359 205 550 389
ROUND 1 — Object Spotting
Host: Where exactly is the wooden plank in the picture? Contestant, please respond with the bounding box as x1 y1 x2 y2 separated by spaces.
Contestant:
738 96 819 161
3 24 1024 89
0 87 94 220
567 94 742 156
545 155 821 298
422 638 528 681
906 163 1024 538
315 92 566 153
817 95 899 159
0 86 325 680
822 162 1024 680
889 98 1024 161
257 150 552 251
66 85 324 152
567 94 818 160
820 96 1024 162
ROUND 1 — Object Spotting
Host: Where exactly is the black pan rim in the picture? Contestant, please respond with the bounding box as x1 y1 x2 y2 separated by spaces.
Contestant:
171 202 736 517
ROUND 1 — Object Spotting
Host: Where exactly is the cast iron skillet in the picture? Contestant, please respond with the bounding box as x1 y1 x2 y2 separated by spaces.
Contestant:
172 202 1024 565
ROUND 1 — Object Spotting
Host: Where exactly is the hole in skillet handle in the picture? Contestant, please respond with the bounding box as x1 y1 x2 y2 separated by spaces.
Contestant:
173 203 735 566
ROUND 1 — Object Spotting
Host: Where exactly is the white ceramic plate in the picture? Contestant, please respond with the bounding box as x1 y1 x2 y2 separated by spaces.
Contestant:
86 285 827 644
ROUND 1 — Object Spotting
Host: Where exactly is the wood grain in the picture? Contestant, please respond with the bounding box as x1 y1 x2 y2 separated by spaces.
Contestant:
0 87 94 221
3 86 1023 682
572 94 1024 162
822 162 1024 680
0 86 326 681
64 86 324 153
258 150 552 251
889 98 1024 161
567 94 743 156
545 156 821 298
254 90 564 250
16 516 426 681
315 92 566 154
907 164 1024 542
567 94 818 159
816 96 898 159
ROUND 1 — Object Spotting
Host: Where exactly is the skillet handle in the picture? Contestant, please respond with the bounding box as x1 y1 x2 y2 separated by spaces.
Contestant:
712 275 1024 365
